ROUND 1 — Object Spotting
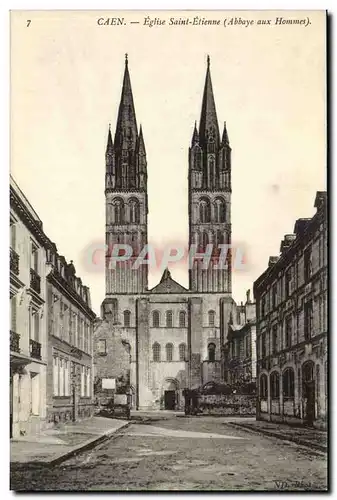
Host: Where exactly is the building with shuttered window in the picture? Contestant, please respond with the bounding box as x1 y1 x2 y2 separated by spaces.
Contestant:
254 192 327 429
10 176 96 438
10 177 50 438
46 253 96 424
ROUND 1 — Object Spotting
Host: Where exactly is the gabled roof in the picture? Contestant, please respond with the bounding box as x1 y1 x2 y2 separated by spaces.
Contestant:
149 268 189 294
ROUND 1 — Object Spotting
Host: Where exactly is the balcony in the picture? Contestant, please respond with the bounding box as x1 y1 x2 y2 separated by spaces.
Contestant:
10 330 20 353
30 339 41 360
30 268 41 294
10 248 19 275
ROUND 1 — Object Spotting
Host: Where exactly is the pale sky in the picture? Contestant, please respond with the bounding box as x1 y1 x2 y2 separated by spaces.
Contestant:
11 10 326 314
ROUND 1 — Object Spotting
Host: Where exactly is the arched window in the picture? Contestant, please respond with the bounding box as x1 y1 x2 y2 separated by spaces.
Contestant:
179 343 186 361
200 232 209 251
209 158 215 179
214 198 226 223
283 368 295 398
216 229 225 246
316 364 320 405
260 374 268 398
179 311 186 328
199 197 211 223
196 148 202 170
166 343 173 362
208 310 215 327
129 198 140 224
214 230 225 255
130 232 138 253
302 361 314 398
108 204 114 223
208 343 216 362
152 310 160 328
113 198 125 224
166 310 173 328
208 127 215 154
152 342 161 362
123 310 131 327
270 372 280 399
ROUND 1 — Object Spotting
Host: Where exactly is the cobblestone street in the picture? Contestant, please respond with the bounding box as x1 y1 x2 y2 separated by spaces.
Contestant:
11 416 327 491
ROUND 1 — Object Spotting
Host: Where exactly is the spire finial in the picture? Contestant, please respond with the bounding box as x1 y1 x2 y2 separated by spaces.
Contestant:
125 53 128 66
109 122 111 131
207 55 210 68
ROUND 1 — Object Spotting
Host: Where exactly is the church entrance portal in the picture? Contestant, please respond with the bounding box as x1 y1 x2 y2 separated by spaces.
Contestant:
162 378 179 410
164 390 176 410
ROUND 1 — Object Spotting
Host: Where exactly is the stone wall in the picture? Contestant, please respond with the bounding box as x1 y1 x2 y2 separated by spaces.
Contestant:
197 393 256 416
93 319 131 403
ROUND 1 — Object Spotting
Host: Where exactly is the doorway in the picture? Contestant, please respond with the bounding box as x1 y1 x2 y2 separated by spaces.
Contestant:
164 390 176 410
302 361 315 426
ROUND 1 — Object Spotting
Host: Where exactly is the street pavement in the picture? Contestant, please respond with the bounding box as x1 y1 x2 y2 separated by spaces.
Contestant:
10 417 128 466
10 415 328 491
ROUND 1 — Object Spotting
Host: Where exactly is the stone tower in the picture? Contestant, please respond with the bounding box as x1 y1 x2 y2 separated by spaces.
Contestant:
188 56 232 293
105 55 148 301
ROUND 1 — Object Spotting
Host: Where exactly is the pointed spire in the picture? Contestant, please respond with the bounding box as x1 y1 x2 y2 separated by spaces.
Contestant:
221 121 230 145
105 123 115 177
191 121 199 145
199 55 220 147
114 55 138 150
137 124 146 154
106 124 113 151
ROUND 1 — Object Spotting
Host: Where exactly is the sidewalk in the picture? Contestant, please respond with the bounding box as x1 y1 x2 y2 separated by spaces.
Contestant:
10 416 129 467
226 419 327 452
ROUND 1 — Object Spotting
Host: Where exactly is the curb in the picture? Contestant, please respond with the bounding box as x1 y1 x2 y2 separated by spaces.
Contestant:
11 421 131 469
226 422 327 453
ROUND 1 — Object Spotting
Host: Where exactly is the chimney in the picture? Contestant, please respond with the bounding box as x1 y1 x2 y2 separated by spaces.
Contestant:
246 289 251 304
314 191 327 212
268 256 279 267
280 234 296 254
294 218 311 236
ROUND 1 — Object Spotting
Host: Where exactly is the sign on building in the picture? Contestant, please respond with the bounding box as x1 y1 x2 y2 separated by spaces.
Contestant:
102 378 116 390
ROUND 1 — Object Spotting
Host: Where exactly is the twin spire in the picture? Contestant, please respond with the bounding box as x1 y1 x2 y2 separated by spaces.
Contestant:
105 54 147 190
106 54 229 171
193 55 229 148
198 54 220 146
106 54 145 156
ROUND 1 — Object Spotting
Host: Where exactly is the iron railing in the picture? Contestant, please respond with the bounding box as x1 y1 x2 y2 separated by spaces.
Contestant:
30 268 41 294
10 248 19 275
10 330 20 353
30 339 41 360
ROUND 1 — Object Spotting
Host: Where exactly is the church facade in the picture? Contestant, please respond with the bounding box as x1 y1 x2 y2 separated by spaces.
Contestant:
101 56 235 410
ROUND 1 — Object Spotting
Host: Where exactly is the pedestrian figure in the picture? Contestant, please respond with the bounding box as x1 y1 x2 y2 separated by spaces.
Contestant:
184 389 191 415
191 390 199 415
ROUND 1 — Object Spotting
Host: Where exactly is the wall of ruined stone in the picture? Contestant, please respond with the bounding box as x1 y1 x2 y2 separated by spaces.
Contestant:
93 319 131 403
197 393 256 416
